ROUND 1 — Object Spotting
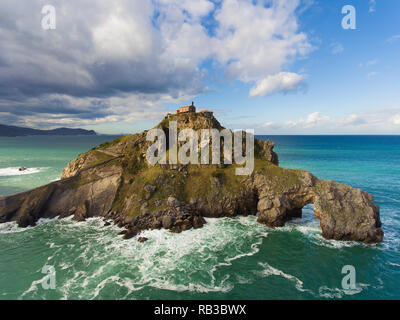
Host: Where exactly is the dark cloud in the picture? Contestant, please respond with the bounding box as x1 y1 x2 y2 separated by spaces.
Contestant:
0 0 310 129
0 0 207 127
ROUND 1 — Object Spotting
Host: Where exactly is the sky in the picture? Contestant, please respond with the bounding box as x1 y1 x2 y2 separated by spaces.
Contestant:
0 0 399 135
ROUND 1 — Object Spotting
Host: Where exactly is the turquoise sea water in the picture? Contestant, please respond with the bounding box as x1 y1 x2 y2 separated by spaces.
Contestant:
0 135 399 300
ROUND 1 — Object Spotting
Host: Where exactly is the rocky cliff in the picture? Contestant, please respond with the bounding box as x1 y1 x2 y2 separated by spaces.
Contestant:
0 112 383 243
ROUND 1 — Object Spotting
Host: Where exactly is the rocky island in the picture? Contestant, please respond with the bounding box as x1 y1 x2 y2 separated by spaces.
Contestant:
0 111 383 243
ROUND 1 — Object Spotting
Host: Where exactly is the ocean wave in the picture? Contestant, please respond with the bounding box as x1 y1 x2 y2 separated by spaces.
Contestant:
8 214 383 300
0 221 30 234
388 262 400 267
0 216 61 234
20 275 49 299
272 211 372 249
37 216 60 225
318 283 369 299
18 216 269 299
256 262 312 294
0 167 44 177
256 262 370 299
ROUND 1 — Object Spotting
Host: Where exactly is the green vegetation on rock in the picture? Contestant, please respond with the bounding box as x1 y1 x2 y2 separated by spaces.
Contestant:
0 111 384 243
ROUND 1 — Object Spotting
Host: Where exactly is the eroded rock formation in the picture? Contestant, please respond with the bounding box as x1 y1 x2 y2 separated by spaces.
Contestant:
0 112 383 243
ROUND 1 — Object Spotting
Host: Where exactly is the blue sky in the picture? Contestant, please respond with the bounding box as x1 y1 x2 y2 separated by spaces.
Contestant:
173 0 400 134
0 0 399 134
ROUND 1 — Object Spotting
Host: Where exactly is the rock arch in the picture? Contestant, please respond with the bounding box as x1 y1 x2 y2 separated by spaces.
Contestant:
254 171 383 243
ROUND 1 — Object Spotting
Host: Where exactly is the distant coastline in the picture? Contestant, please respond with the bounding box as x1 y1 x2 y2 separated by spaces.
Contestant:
0 124 96 137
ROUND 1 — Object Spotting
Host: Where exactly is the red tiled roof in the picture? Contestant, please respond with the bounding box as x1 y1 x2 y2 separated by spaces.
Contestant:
199 110 213 113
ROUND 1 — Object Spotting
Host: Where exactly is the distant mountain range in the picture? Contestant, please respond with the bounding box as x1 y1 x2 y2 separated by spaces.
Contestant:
0 124 96 137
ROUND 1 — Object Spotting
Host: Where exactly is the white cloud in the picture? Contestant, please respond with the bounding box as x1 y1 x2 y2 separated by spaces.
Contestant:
390 114 400 125
366 59 378 66
306 112 330 125
251 106 400 134
369 0 376 13
262 122 280 130
330 42 344 55
92 9 154 59
0 0 312 129
213 0 312 83
342 114 366 126
249 72 305 97
285 112 330 128
387 35 400 43
359 58 378 69
367 71 378 79
0 93 171 129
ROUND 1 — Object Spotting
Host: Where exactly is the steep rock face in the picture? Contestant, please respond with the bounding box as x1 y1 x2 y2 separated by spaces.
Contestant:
0 112 383 243
253 170 383 243
0 164 122 226
313 180 382 242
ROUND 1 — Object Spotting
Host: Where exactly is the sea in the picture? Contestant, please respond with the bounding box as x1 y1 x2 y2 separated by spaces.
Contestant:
0 135 399 300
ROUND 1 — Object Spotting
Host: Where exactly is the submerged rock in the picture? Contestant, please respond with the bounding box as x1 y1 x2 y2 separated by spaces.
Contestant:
0 112 383 243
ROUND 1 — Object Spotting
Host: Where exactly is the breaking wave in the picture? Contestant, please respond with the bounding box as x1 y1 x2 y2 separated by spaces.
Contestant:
272 205 371 249
0 221 29 234
0 167 43 177
17 216 270 299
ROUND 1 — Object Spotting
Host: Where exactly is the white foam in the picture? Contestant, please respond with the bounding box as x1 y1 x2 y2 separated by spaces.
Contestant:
313 235 370 249
36 216 60 226
0 167 43 177
318 283 369 299
20 277 46 299
272 215 369 249
39 216 270 299
388 262 400 267
11 214 380 300
256 262 369 298
0 221 30 234
257 262 312 294
0 216 63 235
